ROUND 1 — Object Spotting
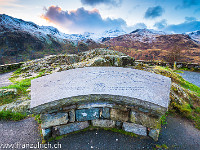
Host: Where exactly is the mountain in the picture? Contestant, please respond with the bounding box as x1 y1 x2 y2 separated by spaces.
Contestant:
187 31 200 43
0 14 102 64
103 29 200 63
0 14 200 64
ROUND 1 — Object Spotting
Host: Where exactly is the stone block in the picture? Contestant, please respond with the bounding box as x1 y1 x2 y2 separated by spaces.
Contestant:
110 109 129 122
76 108 100 121
130 111 137 123
137 113 159 129
53 121 89 136
78 102 114 109
63 105 76 111
92 119 115 128
100 108 110 119
123 122 147 136
149 129 160 141
69 109 75 122
115 121 123 129
42 128 51 140
41 112 68 128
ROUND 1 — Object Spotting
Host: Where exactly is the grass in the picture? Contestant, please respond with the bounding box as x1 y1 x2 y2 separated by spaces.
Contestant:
155 144 168 149
0 70 46 106
154 66 200 130
155 66 200 97
0 110 27 121
160 112 168 125
173 70 184 73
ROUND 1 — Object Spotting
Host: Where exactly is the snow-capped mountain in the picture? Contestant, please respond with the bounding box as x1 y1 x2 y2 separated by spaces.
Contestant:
187 31 200 43
82 29 127 41
0 14 128 42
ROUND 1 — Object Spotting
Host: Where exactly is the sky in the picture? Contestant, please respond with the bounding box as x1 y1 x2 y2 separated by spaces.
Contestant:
0 0 200 34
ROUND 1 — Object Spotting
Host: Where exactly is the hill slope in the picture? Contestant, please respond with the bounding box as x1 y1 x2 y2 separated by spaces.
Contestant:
103 29 200 63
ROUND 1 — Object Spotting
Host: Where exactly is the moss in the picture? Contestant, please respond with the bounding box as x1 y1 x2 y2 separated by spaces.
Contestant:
48 126 137 142
155 144 168 149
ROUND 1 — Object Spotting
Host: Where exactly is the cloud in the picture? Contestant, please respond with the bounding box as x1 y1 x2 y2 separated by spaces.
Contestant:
164 21 200 33
154 18 200 33
81 0 122 6
144 6 164 19
154 19 167 29
123 23 147 33
176 0 200 9
42 6 127 33
0 0 23 7
185 17 197 22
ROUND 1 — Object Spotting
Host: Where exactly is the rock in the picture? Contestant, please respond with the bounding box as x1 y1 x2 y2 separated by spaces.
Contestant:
110 109 129 122
63 105 76 111
137 113 160 129
92 119 115 128
121 56 134 66
100 108 110 119
123 122 147 136
130 110 160 129
0 89 17 97
69 109 75 122
76 108 100 121
42 128 52 140
53 121 89 136
0 100 31 114
41 112 69 128
149 129 160 141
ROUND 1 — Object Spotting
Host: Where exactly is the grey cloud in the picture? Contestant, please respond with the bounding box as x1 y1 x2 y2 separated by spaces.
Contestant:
42 6 126 33
81 0 122 6
176 0 200 9
154 19 167 29
144 6 164 19
185 17 197 22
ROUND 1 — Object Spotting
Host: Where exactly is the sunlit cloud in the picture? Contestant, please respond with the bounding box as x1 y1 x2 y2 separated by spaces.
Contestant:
0 0 23 7
41 6 127 34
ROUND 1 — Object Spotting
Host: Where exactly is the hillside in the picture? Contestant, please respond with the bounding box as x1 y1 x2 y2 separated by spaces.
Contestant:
0 14 104 64
1 14 200 64
103 29 200 63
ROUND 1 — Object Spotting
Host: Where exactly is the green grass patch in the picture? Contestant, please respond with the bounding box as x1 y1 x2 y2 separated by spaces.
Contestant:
173 70 184 73
0 71 46 106
32 114 42 124
155 144 168 149
160 112 168 125
0 78 31 93
0 110 27 121
102 127 138 137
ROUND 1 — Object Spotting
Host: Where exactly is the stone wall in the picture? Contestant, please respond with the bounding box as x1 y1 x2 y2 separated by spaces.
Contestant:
40 102 162 141
0 62 24 73
135 60 200 71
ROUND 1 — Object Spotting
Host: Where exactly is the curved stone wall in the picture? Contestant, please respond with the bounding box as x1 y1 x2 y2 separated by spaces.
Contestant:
41 101 162 141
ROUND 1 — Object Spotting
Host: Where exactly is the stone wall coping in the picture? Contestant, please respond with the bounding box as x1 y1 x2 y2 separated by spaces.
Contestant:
31 67 171 111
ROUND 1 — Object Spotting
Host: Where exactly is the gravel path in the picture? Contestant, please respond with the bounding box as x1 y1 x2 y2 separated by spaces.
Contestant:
0 117 41 150
0 72 13 87
0 115 199 149
177 71 200 87
50 115 200 150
